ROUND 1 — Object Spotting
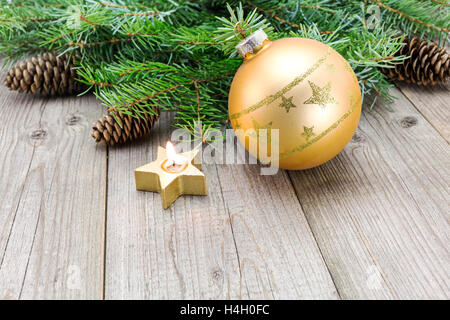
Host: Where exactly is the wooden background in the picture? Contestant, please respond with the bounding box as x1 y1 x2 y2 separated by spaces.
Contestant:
0 68 448 299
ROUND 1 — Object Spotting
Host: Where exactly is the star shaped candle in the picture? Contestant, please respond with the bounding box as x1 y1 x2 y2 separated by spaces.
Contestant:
135 142 207 209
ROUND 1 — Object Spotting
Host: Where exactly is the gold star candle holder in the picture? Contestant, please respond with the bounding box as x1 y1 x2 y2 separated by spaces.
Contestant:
135 142 207 209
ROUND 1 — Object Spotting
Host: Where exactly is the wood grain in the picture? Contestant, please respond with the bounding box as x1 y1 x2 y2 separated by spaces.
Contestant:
104 112 239 299
0 83 106 299
396 82 450 142
104 112 338 299
1 68 449 300
289 88 450 299
215 163 339 299
396 41 450 143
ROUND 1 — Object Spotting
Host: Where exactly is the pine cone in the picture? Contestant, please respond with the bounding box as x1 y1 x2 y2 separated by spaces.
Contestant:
3 52 87 96
91 107 161 147
381 36 449 85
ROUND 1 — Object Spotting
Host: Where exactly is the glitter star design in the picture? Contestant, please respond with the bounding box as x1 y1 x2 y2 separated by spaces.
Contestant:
303 81 336 108
301 125 315 141
250 118 273 145
279 95 297 113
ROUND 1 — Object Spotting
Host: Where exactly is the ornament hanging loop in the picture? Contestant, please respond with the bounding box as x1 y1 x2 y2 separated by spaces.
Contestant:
235 29 271 60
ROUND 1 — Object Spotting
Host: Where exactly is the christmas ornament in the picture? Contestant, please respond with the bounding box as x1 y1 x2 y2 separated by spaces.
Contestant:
135 142 207 209
228 29 362 170
3 52 86 96
380 36 449 85
91 106 160 146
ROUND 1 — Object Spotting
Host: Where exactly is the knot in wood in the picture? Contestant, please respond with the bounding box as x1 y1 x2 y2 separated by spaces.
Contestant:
400 116 418 128
30 129 47 140
351 131 365 143
66 114 81 125
212 269 223 281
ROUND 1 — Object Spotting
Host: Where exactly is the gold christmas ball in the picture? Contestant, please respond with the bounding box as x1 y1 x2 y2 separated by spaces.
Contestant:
229 33 362 170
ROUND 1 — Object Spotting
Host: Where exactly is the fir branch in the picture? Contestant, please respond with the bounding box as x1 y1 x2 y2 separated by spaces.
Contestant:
256 2 340 16
215 3 274 56
0 17 57 22
1 0 448 142
98 1 153 10
78 57 240 141
88 79 118 88
66 32 157 48
368 0 450 33
250 4 335 34
119 12 160 18
431 0 449 6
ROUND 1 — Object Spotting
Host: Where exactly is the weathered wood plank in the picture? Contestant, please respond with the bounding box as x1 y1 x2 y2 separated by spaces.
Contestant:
105 112 338 299
396 82 449 143
0 84 106 299
105 112 242 299
396 41 450 142
289 88 450 299
215 164 339 299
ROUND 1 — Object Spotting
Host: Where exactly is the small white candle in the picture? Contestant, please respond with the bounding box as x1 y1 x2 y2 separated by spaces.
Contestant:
162 141 188 173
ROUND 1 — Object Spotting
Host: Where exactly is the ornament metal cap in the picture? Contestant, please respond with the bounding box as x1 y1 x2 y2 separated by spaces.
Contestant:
235 29 268 58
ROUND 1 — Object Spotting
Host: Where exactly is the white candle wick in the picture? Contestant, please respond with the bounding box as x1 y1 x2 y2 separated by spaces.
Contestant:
165 141 187 169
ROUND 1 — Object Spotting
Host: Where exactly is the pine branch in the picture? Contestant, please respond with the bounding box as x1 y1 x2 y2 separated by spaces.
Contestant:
250 4 336 35
368 0 449 33
431 0 449 6
215 3 274 56
77 55 240 141
1 0 448 144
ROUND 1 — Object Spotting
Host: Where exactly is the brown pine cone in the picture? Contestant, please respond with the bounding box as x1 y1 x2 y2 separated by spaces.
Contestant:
3 52 87 96
381 36 449 85
91 107 161 147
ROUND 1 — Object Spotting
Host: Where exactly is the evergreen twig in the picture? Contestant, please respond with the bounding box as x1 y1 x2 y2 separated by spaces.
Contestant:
0 0 448 143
